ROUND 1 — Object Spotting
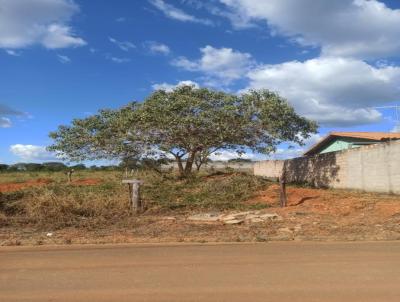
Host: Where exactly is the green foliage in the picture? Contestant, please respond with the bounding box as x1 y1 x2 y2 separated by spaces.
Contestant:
228 158 252 163
49 86 317 177
143 173 269 211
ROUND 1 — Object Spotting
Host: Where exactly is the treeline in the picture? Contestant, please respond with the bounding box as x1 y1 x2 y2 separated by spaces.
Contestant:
0 162 119 172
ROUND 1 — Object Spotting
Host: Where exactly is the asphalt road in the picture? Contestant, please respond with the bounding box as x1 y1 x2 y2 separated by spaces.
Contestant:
1 242 400 302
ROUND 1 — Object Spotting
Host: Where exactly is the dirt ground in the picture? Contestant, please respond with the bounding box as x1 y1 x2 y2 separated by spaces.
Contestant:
0 178 53 192
0 178 102 192
3 242 400 302
1 177 400 246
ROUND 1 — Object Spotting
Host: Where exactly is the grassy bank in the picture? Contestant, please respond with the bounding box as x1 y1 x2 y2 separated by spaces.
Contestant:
0 170 270 229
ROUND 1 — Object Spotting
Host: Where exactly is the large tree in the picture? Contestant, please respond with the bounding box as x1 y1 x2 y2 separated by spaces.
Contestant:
48 86 317 177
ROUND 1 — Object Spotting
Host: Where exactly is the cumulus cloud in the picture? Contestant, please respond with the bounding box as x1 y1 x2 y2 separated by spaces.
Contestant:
245 57 400 126
172 45 254 85
152 80 199 91
109 37 136 51
149 0 213 25
10 144 58 161
0 0 86 49
219 0 400 59
144 41 170 55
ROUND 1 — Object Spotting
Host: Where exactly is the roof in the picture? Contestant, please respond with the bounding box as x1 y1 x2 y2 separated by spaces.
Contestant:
303 132 400 156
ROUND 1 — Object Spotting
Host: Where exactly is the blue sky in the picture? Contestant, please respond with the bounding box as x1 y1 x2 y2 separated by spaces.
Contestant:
1 0 400 164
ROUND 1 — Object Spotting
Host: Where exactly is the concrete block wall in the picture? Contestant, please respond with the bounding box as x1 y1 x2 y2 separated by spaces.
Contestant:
254 140 400 194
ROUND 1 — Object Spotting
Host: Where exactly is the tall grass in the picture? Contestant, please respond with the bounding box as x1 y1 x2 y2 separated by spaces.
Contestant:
0 170 270 229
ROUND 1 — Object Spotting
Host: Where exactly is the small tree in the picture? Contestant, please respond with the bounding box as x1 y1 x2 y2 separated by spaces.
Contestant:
49 86 317 177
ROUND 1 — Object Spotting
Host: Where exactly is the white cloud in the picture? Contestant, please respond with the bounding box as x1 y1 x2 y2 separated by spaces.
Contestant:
152 80 199 91
109 37 136 51
149 0 213 25
0 0 86 49
0 117 12 128
144 41 170 55
172 45 254 85
57 54 71 63
0 104 25 128
5 49 20 56
108 56 131 63
392 124 400 133
105 53 131 63
245 57 400 126
220 0 400 59
10 144 58 161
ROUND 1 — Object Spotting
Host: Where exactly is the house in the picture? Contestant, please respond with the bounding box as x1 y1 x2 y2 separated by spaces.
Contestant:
303 132 400 156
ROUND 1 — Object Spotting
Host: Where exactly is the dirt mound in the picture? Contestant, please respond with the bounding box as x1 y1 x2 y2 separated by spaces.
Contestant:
70 178 102 186
246 184 321 207
0 178 53 193
247 184 400 227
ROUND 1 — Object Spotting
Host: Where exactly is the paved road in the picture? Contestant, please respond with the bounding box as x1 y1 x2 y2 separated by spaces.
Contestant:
1 242 400 301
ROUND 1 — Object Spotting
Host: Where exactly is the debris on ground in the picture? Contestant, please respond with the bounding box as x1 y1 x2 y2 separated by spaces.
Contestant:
187 211 282 224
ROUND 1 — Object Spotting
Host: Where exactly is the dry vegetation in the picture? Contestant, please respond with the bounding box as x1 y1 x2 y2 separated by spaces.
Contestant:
1 169 400 246
0 170 269 229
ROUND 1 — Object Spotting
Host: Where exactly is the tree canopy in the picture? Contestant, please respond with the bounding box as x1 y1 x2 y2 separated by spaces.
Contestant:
48 86 317 177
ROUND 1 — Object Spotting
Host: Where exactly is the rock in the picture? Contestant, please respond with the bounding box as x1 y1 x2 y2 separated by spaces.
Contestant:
187 211 282 225
255 234 268 242
275 227 294 241
161 216 176 222
220 214 238 221
223 219 244 225
278 227 292 233
187 213 220 222
259 213 282 221
249 218 265 223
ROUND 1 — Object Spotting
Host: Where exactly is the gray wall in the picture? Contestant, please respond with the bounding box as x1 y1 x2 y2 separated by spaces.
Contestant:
254 140 400 194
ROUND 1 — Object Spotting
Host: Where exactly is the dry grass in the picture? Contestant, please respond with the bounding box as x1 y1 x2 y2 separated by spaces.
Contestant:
0 170 270 229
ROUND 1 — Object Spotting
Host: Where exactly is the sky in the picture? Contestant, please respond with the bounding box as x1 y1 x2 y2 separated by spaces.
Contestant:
1 0 400 164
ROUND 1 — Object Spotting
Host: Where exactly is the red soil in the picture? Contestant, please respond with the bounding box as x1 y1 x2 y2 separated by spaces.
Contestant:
70 178 102 186
0 178 53 193
0 178 103 193
247 184 400 222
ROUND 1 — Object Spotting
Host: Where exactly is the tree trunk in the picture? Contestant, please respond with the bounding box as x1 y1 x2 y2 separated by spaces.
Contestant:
184 151 196 176
195 162 202 172
176 157 185 177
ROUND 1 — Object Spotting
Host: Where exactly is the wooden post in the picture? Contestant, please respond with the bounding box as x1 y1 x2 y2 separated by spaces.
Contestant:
67 169 74 183
122 179 144 213
279 162 287 208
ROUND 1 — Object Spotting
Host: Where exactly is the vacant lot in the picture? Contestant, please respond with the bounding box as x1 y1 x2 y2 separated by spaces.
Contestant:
1 170 400 246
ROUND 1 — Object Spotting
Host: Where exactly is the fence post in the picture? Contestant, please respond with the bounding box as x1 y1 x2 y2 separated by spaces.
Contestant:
122 179 144 213
279 161 287 207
